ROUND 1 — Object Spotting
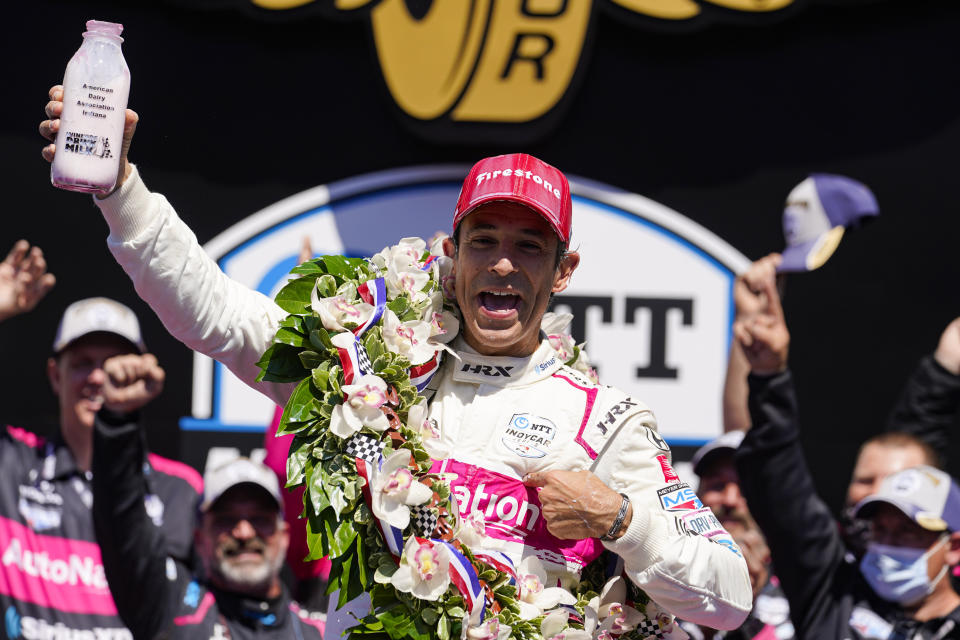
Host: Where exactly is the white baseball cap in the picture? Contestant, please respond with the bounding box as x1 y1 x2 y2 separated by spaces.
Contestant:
200 457 283 513
855 465 960 533
52 297 145 354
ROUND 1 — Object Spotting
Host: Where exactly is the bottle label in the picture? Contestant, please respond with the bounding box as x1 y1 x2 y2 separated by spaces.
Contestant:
61 131 113 158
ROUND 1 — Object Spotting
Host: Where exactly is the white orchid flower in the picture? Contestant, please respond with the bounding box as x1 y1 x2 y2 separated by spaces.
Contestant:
329 373 390 438
311 290 373 332
428 232 449 258
386 262 431 301
406 401 450 460
390 537 451 601
372 237 427 272
461 615 512 640
539 609 591 640
453 511 487 549
369 449 433 530
588 577 649 636
547 332 577 363
540 312 574 336
636 599 687 639
515 556 576 620
382 309 437 365
429 310 460 345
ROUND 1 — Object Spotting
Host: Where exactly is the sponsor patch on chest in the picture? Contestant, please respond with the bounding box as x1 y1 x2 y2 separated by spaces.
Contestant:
500 413 557 459
657 483 703 512
17 484 63 532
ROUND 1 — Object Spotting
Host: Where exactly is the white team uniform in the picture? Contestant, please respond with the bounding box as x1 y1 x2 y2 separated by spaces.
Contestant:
94 166 752 630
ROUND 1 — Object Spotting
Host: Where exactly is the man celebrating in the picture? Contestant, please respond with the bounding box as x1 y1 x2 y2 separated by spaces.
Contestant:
732 253 960 638
92 356 325 640
40 88 751 631
0 241 201 639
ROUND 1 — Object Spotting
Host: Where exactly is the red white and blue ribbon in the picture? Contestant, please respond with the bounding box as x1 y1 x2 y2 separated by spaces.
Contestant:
355 458 404 561
438 540 486 625
355 278 387 337
408 352 443 392
472 549 517 586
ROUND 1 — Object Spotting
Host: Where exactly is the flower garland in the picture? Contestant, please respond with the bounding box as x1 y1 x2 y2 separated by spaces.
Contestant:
257 236 688 640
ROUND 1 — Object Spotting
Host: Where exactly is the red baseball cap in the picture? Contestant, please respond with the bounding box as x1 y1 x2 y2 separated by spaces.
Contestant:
453 153 573 244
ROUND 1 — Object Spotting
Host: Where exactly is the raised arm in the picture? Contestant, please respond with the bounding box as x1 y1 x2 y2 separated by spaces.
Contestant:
40 85 293 408
92 354 179 640
731 254 847 635
886 317 960 463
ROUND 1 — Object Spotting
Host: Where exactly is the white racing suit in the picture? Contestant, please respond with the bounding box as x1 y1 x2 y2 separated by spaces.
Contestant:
93 166 752 631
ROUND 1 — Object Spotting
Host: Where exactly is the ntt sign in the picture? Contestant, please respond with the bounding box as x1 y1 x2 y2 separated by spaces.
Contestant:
179 166 748 446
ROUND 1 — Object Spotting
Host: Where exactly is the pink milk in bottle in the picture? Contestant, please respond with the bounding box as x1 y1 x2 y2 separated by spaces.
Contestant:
50 20 130 194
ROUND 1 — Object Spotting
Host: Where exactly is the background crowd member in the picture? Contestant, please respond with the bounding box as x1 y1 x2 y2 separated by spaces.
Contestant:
92 354 325 640
732 254 960 638
681 432 794 640
0 241 201 639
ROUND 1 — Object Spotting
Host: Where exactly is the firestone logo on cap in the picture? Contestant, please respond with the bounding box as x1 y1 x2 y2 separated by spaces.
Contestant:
454 153 573 244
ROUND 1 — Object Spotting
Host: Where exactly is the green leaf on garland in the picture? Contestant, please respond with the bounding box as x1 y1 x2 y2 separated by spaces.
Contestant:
364 330 385 362
275 326 306 347
421 609 438 625
316 274 337 299
386 297 409 318
324 255 358 280
305 526 327 562
444 605 464 619
256 343 308 383
309 327 334 351
372 354 391 373
298 350 324 369
312 363 330 392
328 518 359 557
308 468 331 515
282 378 316 423
290 260 324 276
275 276 318 314
285 436 311 486
437 613 450 640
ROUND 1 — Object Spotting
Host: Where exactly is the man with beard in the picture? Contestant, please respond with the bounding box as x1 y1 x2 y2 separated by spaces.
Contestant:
679 432 794 640
91 353 326 640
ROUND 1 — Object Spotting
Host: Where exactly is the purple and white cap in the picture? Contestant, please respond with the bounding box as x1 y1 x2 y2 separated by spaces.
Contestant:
854 465 960 533
778 174 879 272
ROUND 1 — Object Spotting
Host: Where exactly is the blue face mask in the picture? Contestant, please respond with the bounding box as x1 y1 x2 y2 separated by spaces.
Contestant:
859 536 949 606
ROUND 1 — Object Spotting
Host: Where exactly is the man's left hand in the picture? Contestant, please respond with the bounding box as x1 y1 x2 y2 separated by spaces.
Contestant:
523 470 631 541
102 354 165 414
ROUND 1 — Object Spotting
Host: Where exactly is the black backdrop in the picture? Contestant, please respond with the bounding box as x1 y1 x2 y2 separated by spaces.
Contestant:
2 0 958 517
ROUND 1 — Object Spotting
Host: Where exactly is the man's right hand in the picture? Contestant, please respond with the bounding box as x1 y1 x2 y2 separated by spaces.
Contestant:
0 240 56 323
39 84 138 198
102 354 165 415
733 254 790 376
934 317 960 376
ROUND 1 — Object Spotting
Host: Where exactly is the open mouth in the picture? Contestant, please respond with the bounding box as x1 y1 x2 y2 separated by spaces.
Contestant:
478 290 521 317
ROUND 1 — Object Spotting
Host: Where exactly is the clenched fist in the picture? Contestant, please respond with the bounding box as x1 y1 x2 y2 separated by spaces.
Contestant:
102 354 165 414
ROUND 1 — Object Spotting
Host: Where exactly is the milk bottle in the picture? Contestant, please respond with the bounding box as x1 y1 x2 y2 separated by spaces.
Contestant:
51 20 130 194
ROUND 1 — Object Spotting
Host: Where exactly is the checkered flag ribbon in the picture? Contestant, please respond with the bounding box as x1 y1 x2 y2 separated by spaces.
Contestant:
345 433 385 465
635 618 665 639
410 504 439 537
356 341 373 376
